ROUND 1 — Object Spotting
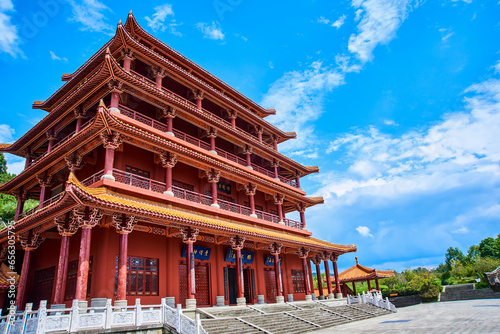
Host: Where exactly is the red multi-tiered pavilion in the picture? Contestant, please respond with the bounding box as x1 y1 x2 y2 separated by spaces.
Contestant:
0 12 356 311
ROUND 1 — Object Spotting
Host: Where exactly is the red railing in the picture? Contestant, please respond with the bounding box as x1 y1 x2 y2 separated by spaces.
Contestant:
18 192 65 220
31 117 95 166
82 169 303 228
118 105 298 187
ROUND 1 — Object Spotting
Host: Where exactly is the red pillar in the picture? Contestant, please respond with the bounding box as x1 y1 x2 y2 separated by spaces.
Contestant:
53 235 71 304
211 182 218 206
315 260 323 297
274 253 282 297
196 97 202 110
245 152 251 168
352 282 357 295
155 76 163 89
235 249 244 298
295 175 301 188
24 152 32 169
110 91 120 110
324 259 333 296
14 192 25 221
15 249 32 309
277 203 284 223
104 147 115 178
116 232 129 301
249 193 256 216
166 116 174 134
207 170 220 208
333 258 341 295
75 227 92 301
186 242 195 299
166 166 172 192
123 52 133 72
256 127 263 143
47 139 55 153
367 279 372 291
273 137 278 151
75 118 83 133
302 257 311 295
376 279 380 291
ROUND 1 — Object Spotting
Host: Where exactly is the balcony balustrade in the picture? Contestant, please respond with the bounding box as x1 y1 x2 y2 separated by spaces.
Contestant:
117 104 298 188
18 192 65 220
81 169 304 229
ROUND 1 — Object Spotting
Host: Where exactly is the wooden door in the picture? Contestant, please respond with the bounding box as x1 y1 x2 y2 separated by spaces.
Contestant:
179 262 211 307
264 269 276 303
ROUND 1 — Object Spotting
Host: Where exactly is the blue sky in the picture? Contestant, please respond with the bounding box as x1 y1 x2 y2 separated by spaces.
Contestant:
1 0 499 273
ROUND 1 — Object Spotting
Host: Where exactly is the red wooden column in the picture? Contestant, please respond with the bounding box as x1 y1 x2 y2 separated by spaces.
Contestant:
160 152 177 197
24 147 32 169
193 90 204 110
331 254 342 298
294 172 301 189
272 136 279 151
352 282 357 295
269 243 284 303
16 231 45 310
122 50 134 72
296 203 307 230
230 236 246 306
271 160 280 180
313 256 324 299
367 279 372 291
112 213 137 304
254 126 264 143
152 67 166 90
243 146 253 169
323 252 334 299
206 169 220 209
244 183 257 218
100 132 122 182
37 173 52 209
53 214 79 305
206 128 217 154
74 207 103 307
46 130 57 153
181 227 199 309
13 189 25 222
273 194 285 225
159 106 176 136
298 248 312 301
74 107 87 134
226 109 237 129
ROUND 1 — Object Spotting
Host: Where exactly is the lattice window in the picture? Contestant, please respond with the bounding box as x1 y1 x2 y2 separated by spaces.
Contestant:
65 257 93 300
115 256 159 296
292 269 306 293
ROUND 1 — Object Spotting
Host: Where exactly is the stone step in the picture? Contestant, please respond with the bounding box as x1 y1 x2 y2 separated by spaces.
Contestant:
201 318 263 334
252 304 298 313
241 313 318 333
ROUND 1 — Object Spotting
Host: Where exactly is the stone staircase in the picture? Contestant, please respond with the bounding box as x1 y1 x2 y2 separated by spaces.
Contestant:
200 300 394 334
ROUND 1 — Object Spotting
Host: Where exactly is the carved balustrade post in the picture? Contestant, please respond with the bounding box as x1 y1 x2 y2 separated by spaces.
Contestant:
16 230 45 309
180 227 199 309
244 183 257 218
269 242 284 303
100 132 122 181
297 247 312 301
230 236 246 306
72 207 103 305
160 152 177 197
206 169 221 209
53 213 79 305
112 213 137 303
273 194 285 225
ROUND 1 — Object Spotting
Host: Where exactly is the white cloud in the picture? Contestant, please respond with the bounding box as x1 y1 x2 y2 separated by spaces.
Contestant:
451 226 469 234
317 16 330 25
145 4 182 37
493 60 500 74
332 15 347 29
0 0 23 58
384 119 398 126
0 124 14 143
348 0 418 62
50 50 68 62
67 0 113 34
356 225 373 237
196 21 225 40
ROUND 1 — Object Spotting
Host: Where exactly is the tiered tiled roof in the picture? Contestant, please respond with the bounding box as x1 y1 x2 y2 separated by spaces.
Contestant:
335 257 394 283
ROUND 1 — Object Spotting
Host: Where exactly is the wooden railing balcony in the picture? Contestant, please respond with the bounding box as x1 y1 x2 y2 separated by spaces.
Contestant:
117 104 298 188
81 169 304 229
18 192 65 220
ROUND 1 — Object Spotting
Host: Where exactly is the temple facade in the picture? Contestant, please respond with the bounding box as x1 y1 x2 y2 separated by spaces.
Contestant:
0 12 356 311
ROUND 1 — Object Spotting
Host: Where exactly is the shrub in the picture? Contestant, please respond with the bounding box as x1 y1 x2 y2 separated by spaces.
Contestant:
419 285 440 302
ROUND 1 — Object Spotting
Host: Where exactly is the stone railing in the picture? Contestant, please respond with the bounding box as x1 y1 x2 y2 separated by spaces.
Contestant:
0 299 207 334
347 291 397 313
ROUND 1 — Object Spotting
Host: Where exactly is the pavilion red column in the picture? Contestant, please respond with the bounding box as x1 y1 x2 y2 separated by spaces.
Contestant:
24 149 32 169
331 254 341 297
181 227 199 309
271 160 279 180
100 132 122 181
254 126 264 143
207 128 217 154
16 232 44 309
46 130 57 154
313 256 323 298
244 183 257 218
226 110 237 129
298 248 312 301
152 67 165 90
122 50 134 72
113 213 137 303
273 194 285 225
193 90 204 110
74 107 87 134
269 243 284 303
376 279 380 290
160 107 176 136
272 136 279 151
243 146 252 169
324 254 333 298
297 203 307 230
352 282 357 295
74 208 103 304
53 214 78 305
160 152 177 197
367 280 372 291
206 169 220 209
110 90 121 110
295 173 301 188
37 173 52 210
231 236 246 305
13 190 25 222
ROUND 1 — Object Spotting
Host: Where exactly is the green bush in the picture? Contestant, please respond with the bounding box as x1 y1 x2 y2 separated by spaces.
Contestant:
419 285 440 303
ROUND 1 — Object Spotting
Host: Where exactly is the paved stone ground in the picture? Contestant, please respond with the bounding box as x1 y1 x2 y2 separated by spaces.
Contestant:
308 298 500 334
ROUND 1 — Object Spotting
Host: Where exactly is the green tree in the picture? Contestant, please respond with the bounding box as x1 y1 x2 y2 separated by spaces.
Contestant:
479 237 499 259
445 247 465 269
466 245 481 264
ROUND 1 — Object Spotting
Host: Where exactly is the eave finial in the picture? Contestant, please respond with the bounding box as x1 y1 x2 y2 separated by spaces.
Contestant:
129 10 133 16
118 19 122 26
355 256 358 265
